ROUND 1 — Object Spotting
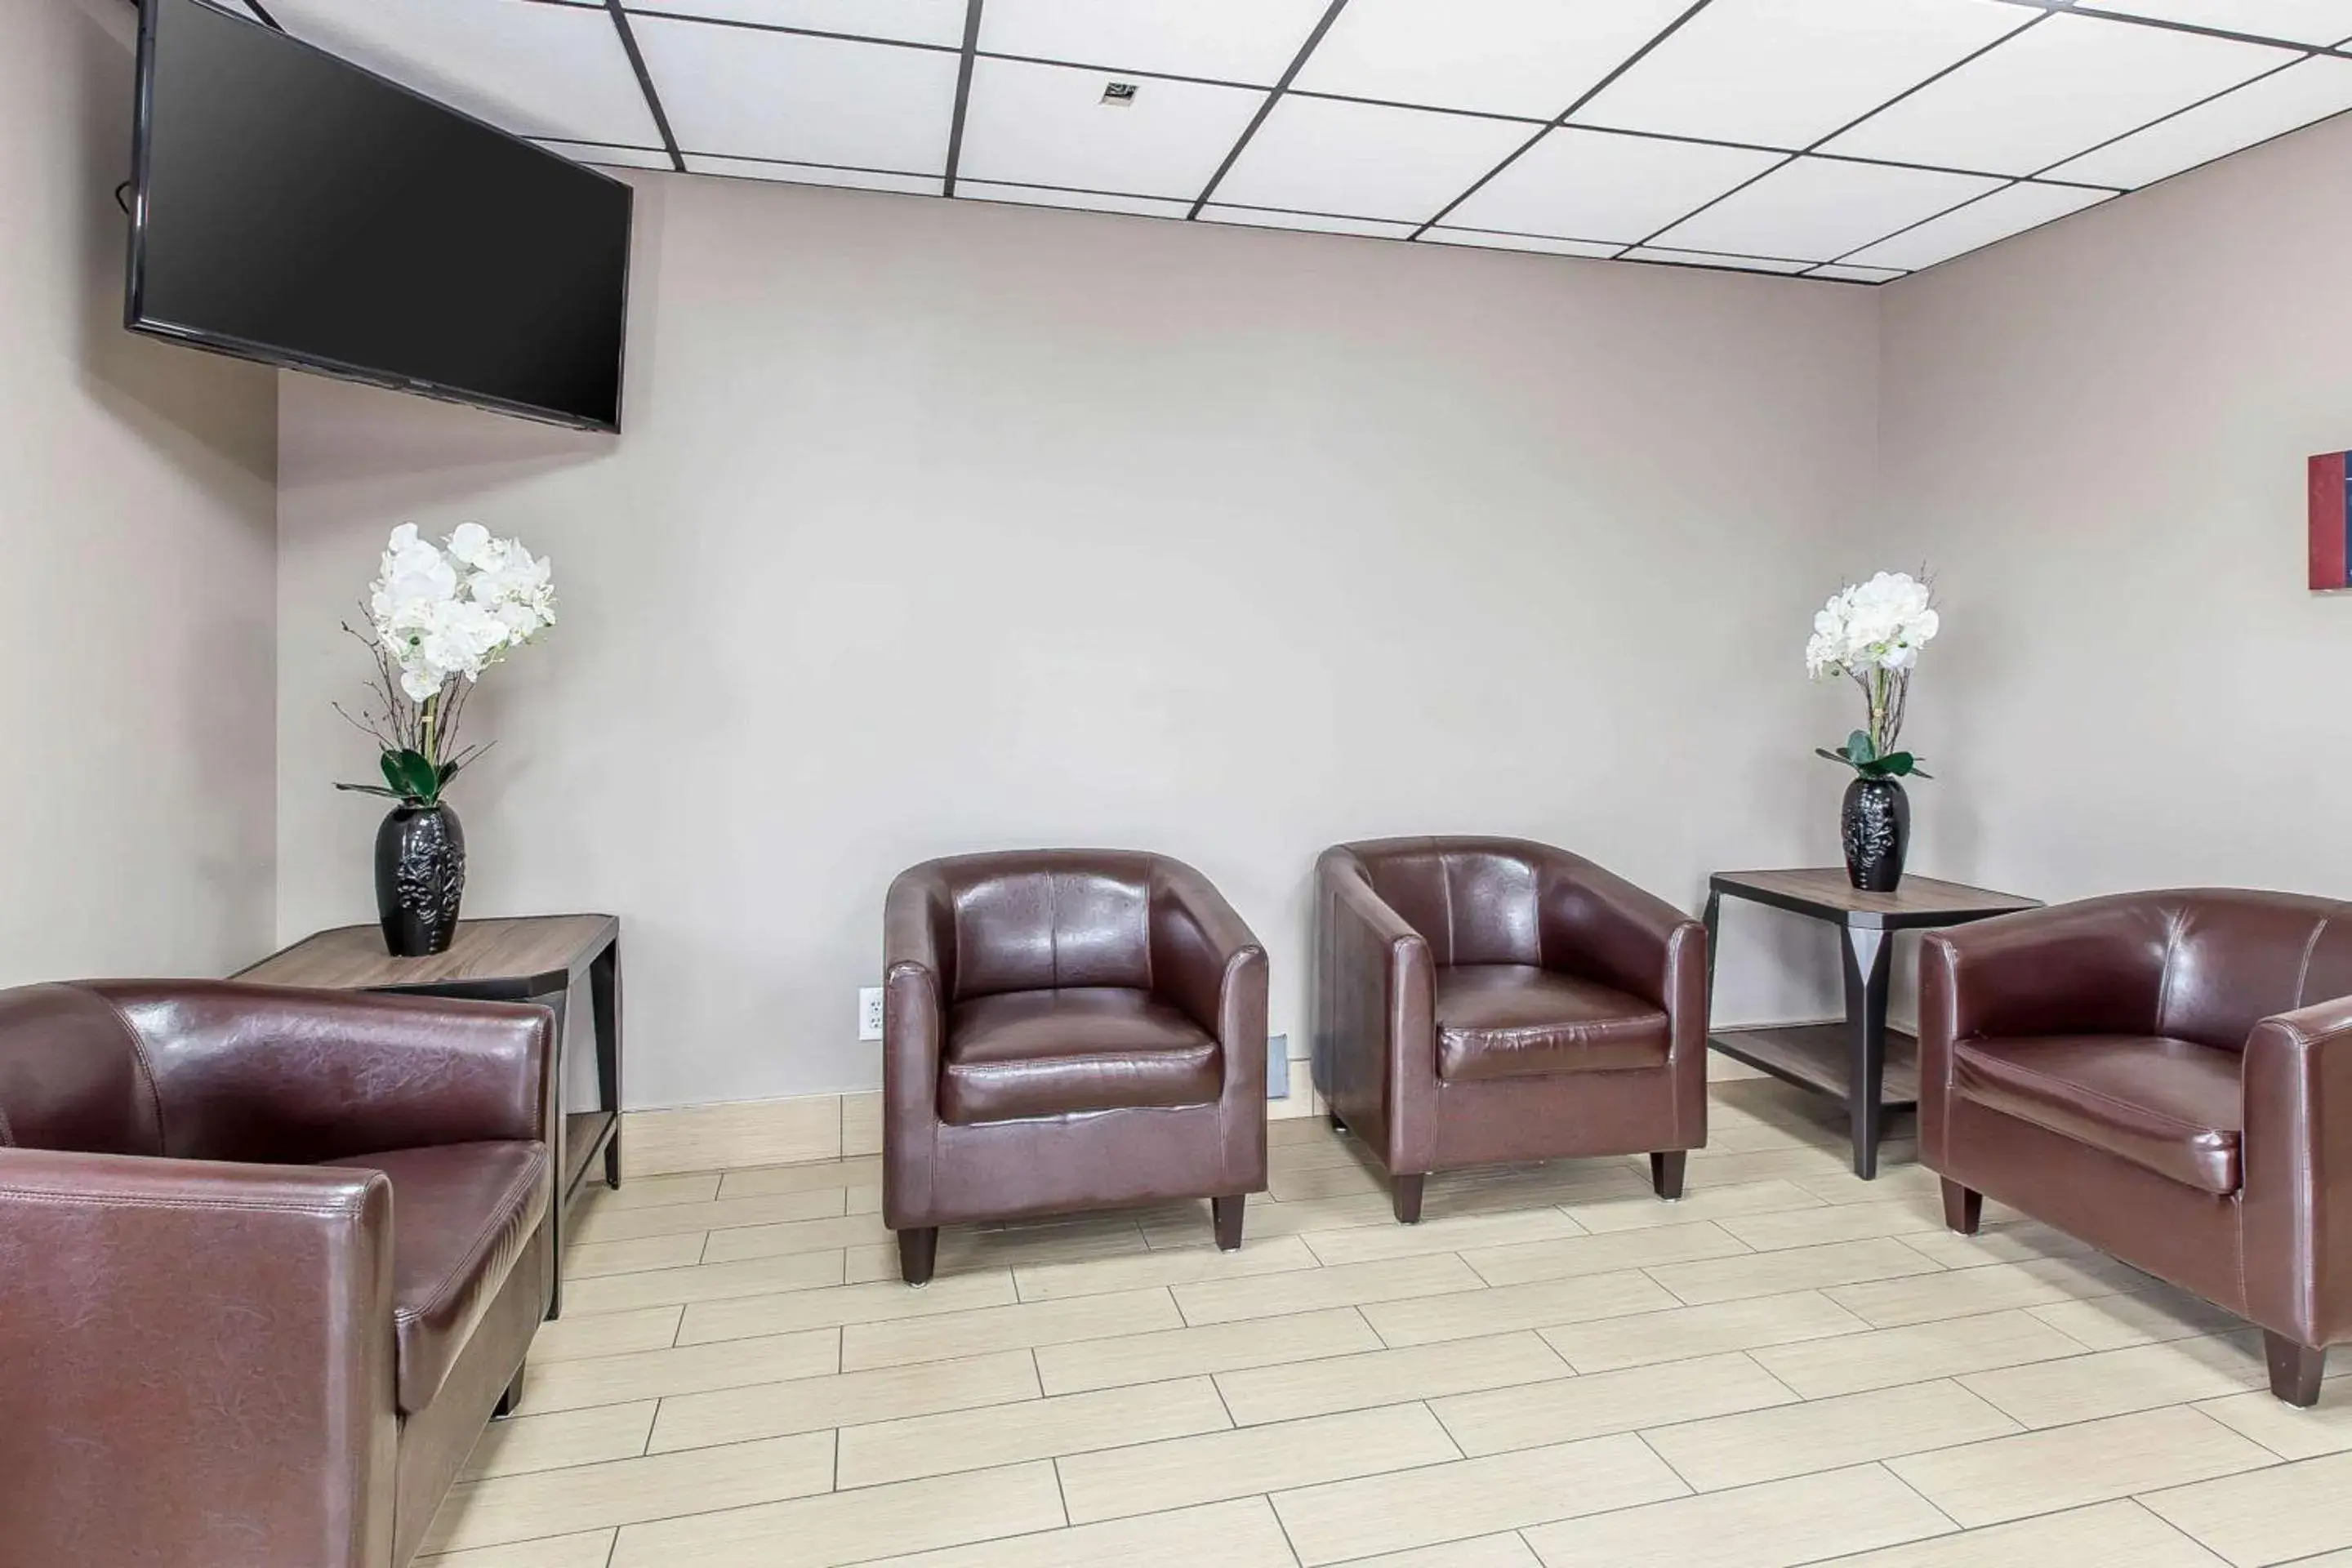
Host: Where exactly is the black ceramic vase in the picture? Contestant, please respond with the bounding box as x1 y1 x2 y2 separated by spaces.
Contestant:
376 803 466 956
1841 777 1909 893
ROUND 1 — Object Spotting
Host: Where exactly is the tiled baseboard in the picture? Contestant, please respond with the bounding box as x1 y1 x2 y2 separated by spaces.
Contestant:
621 1057 1327 1178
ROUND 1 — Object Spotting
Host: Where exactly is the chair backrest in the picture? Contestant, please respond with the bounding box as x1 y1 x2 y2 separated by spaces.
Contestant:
933 849 1164 1003
0 983 164 1155
2156 889 2352 1051
1339 836 1545 969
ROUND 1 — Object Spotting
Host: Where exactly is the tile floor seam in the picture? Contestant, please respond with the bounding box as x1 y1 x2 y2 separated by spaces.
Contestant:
2118 1495 2238 1565
1878 1452 1971 1537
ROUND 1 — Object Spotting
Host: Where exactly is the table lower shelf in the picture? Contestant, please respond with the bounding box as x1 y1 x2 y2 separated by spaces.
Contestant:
1710 1022 1920 1111
563 1109 619 1199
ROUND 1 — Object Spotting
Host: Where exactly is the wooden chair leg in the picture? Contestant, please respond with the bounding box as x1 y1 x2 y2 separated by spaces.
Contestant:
898 1227 938 1288
2266 1333 2326 1406
1650 1152 1686 1201
493 1361 526 1419
1392 1174 1425 1225
1213 1195 1246 1252
1940 1179 1984 1236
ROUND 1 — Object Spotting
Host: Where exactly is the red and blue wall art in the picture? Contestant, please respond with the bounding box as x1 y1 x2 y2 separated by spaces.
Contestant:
2312 452 2352 592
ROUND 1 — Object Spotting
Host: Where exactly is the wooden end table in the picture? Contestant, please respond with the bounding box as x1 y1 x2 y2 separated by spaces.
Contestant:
1704 870 2037 1181
237 914 621 1316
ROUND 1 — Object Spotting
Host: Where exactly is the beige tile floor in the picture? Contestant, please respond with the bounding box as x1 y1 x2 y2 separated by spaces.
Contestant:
421 1069 2352 1568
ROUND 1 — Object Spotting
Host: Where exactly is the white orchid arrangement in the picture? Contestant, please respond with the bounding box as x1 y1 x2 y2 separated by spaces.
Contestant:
336 523 556 807
1806 570 1939 782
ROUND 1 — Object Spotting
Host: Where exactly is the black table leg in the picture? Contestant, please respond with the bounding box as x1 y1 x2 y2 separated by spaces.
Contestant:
1700 890 1722 1020
1841 925 1891 1179
543 984 572 1317
592 936 623 1189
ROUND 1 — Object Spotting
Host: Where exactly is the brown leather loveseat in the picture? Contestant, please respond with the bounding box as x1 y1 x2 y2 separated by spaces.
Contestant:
884 849 1268 1283
0 980 555 1566
1922 890 2352 1405
1315 836 1708 1221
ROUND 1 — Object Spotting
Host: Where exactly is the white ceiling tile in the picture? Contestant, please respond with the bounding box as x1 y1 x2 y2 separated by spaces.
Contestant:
1292 0 1699 118
534 139 676 172
1842 180 2115 268
979 0 1331 85
1571 0 2036 151
1447 127 1780 244
624 0 969 47
1809 263 1908 282
958 59 1264 198
955 182 1192 217
266 0 660 145
1823 11 2297 175
1656 155 2001 259
1622 247 1814 274
1200 207 1421 238
1420 228 1621 256
2043 54 2352 186
2077 0 2352 47
1211 96 1533 221
634 18 959 171
683 154 942 193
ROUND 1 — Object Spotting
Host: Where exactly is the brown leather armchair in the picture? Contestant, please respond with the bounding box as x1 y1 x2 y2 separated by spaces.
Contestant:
1922 890 2352 1406
1314 836 1708 1221
884 849 1268 1284
0 981 555 1567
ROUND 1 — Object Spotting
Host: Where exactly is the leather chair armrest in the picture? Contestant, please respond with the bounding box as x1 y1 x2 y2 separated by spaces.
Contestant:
883 866 953 1226
2243 995 2352 1348
1530 849 1699 1013
1315 850 1437 1172
0 1149 398 1568
1148 862 1267 1045
1919 898 2171 1043
89 981 554 1161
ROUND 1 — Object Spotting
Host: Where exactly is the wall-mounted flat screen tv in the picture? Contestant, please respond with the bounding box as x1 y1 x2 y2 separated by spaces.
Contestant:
127 0 634 431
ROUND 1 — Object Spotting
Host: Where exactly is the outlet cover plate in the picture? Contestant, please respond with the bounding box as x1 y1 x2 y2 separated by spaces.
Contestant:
859 987 884 1041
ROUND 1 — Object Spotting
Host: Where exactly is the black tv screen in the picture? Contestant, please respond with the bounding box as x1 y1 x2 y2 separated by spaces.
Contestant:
128 0 634 430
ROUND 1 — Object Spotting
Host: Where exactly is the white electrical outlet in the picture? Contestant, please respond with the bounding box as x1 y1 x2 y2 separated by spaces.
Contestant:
859 987 885 1041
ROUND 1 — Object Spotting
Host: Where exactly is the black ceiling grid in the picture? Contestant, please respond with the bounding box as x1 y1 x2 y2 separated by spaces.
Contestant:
941 0 985 197
604 0 685 172
1185 0 1353 220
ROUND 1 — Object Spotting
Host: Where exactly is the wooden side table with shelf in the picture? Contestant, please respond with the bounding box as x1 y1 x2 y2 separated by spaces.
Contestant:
1704 870 2037 1181
237 913 621 1316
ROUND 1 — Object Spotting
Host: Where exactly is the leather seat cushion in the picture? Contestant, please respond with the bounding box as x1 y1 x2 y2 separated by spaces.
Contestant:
1435 964 1669 1081
1953 1035 2243 1196
323 1140 550 1414
942 987 1219 1124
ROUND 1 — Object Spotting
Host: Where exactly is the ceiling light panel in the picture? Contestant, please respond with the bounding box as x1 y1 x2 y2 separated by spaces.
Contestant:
2044 55 2352 186
2076 0 2352 47
978 0 1332 85
1623 247 1815 274
1447 127 1781 244
624 0 969 47
1212 96 1535 221
1420 229 1621 256
956 183 1193 217
1656 155 2001 259
683 155 944 193
535 139 675 172
1570 0 2036 151
1291 0 1699 118
958 60 1266 198
1823 11 2298 175
1843 180 2114 268
1201 207 1422 238
633 17 960 172
266 0 660 145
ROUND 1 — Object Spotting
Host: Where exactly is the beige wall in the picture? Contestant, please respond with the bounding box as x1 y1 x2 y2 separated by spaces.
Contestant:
1878 108 2352 914
2 0 278 982
278 174 1880 1107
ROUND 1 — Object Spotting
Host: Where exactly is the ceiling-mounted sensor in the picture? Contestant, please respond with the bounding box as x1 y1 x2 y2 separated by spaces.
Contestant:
1102 81 1138 106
